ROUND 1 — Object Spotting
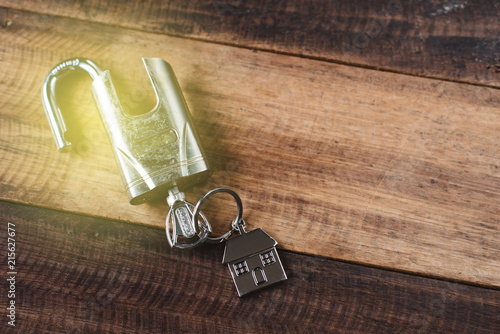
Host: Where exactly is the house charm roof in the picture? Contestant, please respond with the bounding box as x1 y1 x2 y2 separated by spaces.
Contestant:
223 228 287 296
223 228 277 263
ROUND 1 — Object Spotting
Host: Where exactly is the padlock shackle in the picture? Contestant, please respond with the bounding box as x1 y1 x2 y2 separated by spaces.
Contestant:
41 58 103 151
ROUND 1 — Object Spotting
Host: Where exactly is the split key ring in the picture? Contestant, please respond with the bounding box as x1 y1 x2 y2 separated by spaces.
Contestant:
192 187 246 244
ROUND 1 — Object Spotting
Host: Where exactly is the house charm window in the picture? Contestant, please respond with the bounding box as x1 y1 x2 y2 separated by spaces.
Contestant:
260 251 276 266
233 261 249 276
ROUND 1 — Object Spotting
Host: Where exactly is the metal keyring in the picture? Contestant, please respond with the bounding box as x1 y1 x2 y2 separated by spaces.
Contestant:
192 187 244 244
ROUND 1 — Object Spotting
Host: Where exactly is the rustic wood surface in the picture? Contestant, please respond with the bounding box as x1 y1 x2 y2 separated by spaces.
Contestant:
1 201 499 333
1 7 499 287
0 1 499 332
3 0 499 87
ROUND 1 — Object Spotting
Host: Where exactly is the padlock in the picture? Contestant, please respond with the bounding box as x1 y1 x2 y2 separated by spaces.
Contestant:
42 58 212 204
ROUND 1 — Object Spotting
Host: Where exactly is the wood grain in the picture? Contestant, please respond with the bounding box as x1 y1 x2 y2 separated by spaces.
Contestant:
1 8 500 287
1 200 499 333
1 0 499 87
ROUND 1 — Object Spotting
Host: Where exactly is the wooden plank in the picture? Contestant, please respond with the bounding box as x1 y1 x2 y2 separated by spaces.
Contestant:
1 0 499 87
1 9 500 287
1 200 499 333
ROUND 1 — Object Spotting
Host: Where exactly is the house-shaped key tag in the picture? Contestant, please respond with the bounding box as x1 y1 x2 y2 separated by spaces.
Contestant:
223 228 287 296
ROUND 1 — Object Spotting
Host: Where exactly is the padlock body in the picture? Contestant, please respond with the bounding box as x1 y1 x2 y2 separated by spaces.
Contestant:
91 58 211 204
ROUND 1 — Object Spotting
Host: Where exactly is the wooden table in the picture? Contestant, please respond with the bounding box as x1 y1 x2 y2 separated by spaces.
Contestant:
1 1 499 332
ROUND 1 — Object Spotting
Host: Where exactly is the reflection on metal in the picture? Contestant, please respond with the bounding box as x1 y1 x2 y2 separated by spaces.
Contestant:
165 186 211 248
42 57 211 204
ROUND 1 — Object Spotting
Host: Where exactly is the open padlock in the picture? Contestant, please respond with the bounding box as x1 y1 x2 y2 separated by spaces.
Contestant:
42 57 212 247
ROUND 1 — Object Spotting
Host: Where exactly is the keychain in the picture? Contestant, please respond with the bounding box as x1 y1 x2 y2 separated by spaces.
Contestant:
190 188 287 296
42 57 287 296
